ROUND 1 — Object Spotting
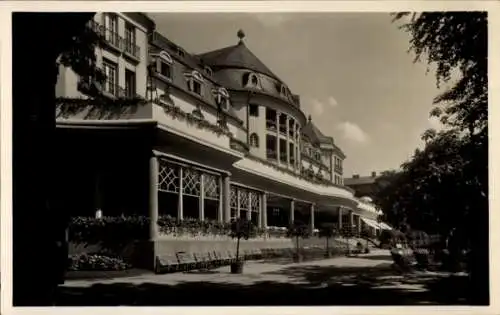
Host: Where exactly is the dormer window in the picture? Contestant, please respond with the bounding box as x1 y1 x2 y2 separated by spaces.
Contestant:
280 84 288 97
243 72 260 89
212 87 230 111
177 48 185 57
156 51 173 80
185 70 204 96
204 66 213 76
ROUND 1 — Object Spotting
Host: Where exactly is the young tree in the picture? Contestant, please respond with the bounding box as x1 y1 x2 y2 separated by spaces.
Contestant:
287 220 310 262
318 223 339 258
230 218 255 274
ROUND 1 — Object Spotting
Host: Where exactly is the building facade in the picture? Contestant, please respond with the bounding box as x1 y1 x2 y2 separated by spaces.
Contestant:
55 12 387 267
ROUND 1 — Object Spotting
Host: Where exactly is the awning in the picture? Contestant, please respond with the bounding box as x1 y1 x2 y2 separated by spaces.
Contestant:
361 217 380 229
378 222 393 230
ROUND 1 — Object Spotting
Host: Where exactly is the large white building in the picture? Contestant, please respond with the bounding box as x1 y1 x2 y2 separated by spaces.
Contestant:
55 12 386 270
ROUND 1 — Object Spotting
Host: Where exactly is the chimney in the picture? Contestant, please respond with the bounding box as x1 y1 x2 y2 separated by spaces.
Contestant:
353 174 359 179
371 171 377 177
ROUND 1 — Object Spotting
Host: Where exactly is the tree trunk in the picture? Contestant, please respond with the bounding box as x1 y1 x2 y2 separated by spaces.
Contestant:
12 12 94 306
236 237 240 261
296 236 299 255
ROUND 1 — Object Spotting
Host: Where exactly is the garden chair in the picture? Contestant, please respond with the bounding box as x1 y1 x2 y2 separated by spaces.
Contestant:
210 251 223 267
243 249 253 260
260 248 272 259
194 252 212 270
227 250 237 263
176 252 198 272
155 254 180 274
217 250 232 266
252 248 263 260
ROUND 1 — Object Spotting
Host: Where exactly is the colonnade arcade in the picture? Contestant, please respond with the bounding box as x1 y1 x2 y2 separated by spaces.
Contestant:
149 153 360 236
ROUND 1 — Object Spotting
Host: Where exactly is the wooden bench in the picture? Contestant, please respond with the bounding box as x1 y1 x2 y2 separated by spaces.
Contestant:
176 252 198 272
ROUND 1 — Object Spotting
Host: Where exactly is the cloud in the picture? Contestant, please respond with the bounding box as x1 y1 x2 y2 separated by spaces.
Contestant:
310 96 338 116
337 121 369 144
311 99 325 115
327 96 338 108
252 13 292 28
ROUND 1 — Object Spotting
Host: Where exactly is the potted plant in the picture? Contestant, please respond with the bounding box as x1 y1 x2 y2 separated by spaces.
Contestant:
287 220 310 263
229 218 255 274
341 225 355 256
360 228 371 254
318 223 338 258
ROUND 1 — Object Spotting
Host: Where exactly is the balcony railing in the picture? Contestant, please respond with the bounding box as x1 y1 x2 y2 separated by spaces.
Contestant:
279 124 287 135
266 150 277 160
279 152 287 163
88 20 141 60
334 164 343 174
266 120 277 131
78 76 138 100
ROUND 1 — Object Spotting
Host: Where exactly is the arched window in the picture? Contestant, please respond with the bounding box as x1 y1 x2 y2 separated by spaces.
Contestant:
156 51 173 79
212 87 230 110
185 70 204 96
204 66 213 76
250 133 260 148
242 72 260 89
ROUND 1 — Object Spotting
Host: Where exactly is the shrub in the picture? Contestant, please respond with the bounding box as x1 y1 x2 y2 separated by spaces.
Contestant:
413 248 430 269
68 215 150 256
230 218 256 264
391 247 414 271
68 253 131 271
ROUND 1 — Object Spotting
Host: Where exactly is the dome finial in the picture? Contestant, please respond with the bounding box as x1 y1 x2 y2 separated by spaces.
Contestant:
237 29 246 44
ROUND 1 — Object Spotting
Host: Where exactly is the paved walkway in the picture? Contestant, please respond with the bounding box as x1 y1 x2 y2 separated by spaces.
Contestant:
63 249 393 287
58 249 471 306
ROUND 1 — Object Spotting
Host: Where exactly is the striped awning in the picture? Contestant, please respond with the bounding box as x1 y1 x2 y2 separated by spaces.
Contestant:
378 222 393 230
361 217 393 230
361 217 380 229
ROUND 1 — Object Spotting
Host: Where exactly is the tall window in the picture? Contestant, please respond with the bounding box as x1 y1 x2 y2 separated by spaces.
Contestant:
104 14 118 46
249 104 259 117
289 142 295 164
103 59 118 96
288 118 295 137
279 139 287 163
266 135 277 160
124 23 136 55
279 113 287 135
266 108 277 130
125 69 136 98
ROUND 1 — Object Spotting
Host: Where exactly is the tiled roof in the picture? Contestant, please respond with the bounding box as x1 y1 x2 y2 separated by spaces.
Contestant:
197 41 282 82
302 116 334 145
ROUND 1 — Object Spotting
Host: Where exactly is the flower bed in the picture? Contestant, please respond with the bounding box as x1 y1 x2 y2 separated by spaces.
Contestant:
69 215 282 247
68 253 131 271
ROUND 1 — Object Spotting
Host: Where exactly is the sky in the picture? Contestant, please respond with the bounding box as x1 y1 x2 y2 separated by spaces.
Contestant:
149 12 445 177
